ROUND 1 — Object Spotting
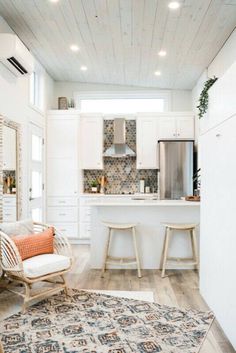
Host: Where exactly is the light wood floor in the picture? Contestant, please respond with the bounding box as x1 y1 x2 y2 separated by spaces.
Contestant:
0 245 235 353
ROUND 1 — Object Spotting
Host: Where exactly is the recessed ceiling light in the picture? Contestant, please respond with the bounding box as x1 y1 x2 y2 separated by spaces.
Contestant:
50 0 59 3
80 66 87 71
168 1 180 9
158 50 167 57
154 71 161 76
70 44 79 52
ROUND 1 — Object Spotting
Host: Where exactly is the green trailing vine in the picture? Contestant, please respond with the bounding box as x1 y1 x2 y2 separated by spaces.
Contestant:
197 77 218 119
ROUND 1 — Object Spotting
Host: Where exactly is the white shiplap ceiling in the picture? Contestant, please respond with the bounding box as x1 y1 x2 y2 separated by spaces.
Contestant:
0 0 236 89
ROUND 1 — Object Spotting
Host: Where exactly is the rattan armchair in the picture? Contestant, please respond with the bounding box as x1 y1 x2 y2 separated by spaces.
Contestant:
0 222 73 312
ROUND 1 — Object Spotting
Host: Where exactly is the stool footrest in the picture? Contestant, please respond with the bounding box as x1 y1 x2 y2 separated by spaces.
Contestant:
166 257 198 266
106 256 137 265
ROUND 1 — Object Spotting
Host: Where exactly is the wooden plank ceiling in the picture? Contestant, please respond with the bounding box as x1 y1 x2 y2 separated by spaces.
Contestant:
0 0 236 89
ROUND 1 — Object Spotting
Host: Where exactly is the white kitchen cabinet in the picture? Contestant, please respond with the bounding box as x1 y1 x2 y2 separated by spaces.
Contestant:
80 115 103 170
47 158 78 197
3 195 17 222
47 117 78 159
136 117 158 169
200 115 236 348
159 116 194 139
3 125 16 170
47 111 79 240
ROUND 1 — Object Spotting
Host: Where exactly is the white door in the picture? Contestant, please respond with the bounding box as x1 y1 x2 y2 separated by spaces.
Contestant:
136 117 158 169
28 123 44 222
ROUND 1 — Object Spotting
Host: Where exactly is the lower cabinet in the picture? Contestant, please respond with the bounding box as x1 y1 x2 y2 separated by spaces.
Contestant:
51 223 78 239
46 197 93 241
3 195 17 222
47 197 79 240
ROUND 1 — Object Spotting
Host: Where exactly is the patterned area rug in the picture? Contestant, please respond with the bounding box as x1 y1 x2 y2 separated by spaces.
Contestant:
0 289 214 353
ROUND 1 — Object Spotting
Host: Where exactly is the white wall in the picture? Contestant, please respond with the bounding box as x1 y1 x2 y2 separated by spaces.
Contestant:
53 81 192 112
0 16 54 219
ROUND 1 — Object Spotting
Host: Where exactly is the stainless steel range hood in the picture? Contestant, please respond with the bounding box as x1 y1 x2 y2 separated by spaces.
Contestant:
103 118 136 158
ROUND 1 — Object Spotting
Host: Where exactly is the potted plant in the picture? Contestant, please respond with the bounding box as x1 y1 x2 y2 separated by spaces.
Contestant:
91 180 98 193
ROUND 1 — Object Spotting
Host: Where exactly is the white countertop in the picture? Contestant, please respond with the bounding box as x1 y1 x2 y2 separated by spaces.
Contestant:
85 198 200 207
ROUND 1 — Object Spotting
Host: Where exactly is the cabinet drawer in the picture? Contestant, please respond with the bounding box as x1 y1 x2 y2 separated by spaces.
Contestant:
3 197 16 207
47 197 77 207
79 222 92 239
79 207 92 222
47 207 78 222
53 223 78 239
3 207 16 222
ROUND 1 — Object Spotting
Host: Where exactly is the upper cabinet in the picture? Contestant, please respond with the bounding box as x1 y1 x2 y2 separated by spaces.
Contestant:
136 116 158 169
79 114 104 170
47 117 78 159
136 114 194 169
3 125 16 170
159 116 194 139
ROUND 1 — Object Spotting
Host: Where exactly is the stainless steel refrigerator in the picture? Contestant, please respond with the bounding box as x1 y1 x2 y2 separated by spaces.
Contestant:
158 140 194 200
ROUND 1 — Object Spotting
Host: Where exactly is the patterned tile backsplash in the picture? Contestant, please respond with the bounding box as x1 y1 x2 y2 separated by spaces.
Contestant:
84 120 158 194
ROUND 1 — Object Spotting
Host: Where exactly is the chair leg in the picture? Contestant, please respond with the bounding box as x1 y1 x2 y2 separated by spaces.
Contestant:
0 339 4 353
160 227 167 270
161 227 171 278
132 227 142 278
22 282 31 313
191 228 199 271
101 228 112 278
60 275 69 296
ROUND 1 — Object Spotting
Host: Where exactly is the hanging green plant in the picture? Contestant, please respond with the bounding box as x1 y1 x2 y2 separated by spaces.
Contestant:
197 77 218 119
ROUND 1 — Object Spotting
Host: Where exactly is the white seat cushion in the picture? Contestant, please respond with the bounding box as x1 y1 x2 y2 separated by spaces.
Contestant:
23 254 71 279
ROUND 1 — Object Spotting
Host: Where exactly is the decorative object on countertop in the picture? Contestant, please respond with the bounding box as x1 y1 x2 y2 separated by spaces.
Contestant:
145 178 151 193
84 120 158 194
197 76 218 119
58 96 68 110
91 179 99 193
185 195 200 202
98 175 107 194
139 178 145 193
68 98 75 109
0 288 214 353
101 221 142 278
160 222 199 278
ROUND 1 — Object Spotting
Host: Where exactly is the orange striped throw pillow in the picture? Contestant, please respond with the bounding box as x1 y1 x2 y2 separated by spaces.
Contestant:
12 227 54 261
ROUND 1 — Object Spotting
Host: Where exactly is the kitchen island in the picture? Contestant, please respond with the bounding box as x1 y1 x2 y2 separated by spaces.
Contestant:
84 197 200 269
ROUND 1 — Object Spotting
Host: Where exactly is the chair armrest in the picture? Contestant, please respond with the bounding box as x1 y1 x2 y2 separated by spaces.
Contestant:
33 222 73 260
53 229 73 260
0 231 23 273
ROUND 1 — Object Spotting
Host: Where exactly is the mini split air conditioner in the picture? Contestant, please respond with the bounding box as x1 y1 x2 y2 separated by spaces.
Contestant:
0 33 34 77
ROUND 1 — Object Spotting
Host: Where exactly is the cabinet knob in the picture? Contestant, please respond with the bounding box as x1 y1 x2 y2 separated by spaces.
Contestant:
216 133 221 137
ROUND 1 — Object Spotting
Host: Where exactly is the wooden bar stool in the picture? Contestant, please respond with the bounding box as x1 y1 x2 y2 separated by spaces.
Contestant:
160 223 199 278
101 222 142 278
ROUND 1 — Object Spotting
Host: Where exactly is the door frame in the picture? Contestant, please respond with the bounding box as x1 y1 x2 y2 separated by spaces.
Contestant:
28 121 45 222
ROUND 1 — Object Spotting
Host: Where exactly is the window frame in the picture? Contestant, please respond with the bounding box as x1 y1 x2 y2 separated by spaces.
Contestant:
29 63 45 115
75 90 171 113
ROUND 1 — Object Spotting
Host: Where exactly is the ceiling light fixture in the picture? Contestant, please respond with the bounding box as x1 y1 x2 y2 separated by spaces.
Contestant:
80 66 88 71
70 44 79 52
158 50 167 57
168 1 180 9
50 0 59 3
154 71 161 76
